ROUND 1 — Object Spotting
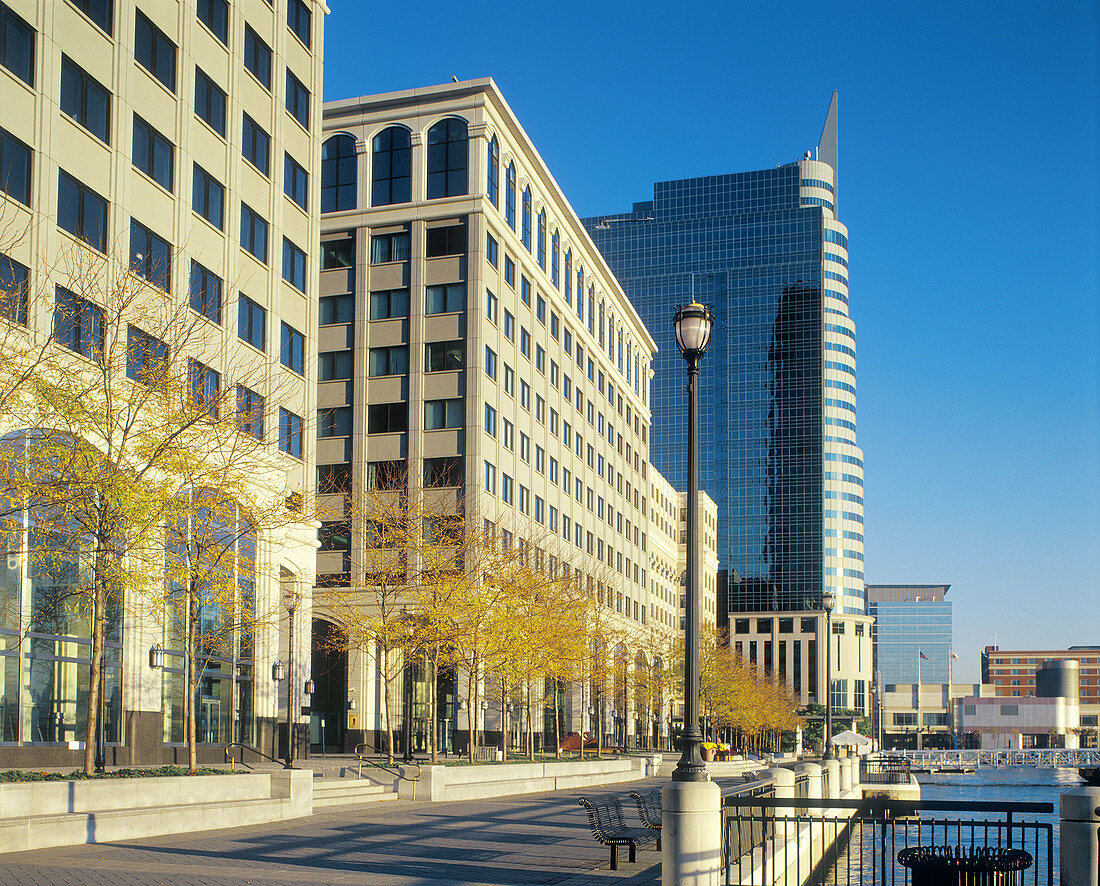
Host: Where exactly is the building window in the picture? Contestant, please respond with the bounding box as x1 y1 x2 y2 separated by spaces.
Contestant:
189 261 221 323
287 0 310 47
322 294 354 324
280 322 304 375
485 346 497 380
129 220 171 290
537 209 546 269
237 295 265 351
371 126 411 206
370 232 409 263
125 325 168 385
194 68 226 136
60 56 111 143
484 461 496 495
282 238 306 291
424 398 462 430
486 233 498 267
504 310 515 341
501 474 513 505
369 288 409 320
135 11 176 92
318 350 352 380
317 463 351 494
486 135 499 207
364 460 404 491
505 162 516 229
0 2 34 85
425 340 463 372
192 164 224 229
426 224 466 257
279 408 302 458
0 252 28 325
486 289 498 323
236 386 263 439
504 255 515 288
0 127 31 205
321 134 356 212
132 115 172 191
69 0 112 34
54 286 103 359
426 118 468 199
242 114 270 175
284 153 308 210
520 275 531 306
243 25 271 89
285 70 309 127
521 187 532 250
57 171 107 252
425 282 464 314
367 402 407 434
483 403 496 437
240 203 268 263
188 359 219 417
318 406 351 437
368 345 408 377
551 230 559 287
197 0 227 43
425 456 462 487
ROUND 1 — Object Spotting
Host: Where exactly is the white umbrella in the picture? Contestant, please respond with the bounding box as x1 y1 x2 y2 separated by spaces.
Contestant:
829 729 872 748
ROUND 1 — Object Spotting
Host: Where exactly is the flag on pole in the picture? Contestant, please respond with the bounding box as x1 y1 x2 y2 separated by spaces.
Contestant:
919 650 929 661
950 651 959 661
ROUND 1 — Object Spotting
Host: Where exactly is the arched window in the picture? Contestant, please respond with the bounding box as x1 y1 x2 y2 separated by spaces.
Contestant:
521 187 532 251
426 117 468 199
536 210 546 269
505 163 516 229
564 249 572 305
550 230 560 288
371 126 411 206
486 135 499 207
576 266 584 321
321 135 357 213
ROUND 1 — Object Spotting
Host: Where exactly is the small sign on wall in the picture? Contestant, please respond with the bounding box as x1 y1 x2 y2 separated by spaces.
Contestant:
348 713 360 730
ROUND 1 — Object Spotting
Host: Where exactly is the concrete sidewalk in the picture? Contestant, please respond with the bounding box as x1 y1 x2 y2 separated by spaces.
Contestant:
0 777 674 885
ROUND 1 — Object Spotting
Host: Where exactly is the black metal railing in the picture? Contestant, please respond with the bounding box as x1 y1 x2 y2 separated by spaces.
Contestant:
860 756 912 785
720 781 777 878
721 796 1053 886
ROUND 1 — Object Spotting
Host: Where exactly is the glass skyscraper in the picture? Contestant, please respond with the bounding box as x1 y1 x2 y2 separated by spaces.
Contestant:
584 94 865 624
867 585 953 686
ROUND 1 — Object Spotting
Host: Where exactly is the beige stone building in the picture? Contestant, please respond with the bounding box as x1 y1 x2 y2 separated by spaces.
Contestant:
0 0 325 766
316 78 723 753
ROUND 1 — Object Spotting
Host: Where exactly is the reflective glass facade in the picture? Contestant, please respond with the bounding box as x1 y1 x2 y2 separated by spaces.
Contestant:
870 600 952 685
585 97 865 618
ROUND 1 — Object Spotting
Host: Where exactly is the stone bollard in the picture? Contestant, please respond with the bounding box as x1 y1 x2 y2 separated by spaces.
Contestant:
763 767 796 847
823 759 841 799
850 756 861 788
662 779 722 886
838 758 852 793
793 762 822 818
1060 786 1100 886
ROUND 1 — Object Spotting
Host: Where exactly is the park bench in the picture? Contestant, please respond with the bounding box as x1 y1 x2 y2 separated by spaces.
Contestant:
471 746 498 763
577 796 659 870
627 788 662 832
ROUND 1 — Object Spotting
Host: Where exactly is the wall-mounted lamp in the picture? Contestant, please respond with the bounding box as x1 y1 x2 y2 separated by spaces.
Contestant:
272 661 286 682
149 643 165 669
304 678 316 696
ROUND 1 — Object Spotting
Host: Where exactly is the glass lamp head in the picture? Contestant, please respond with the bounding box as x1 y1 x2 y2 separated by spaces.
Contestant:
673 301 714 360
822 590 836 613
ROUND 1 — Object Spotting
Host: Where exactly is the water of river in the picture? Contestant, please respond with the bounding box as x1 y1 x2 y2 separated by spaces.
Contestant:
823 767 1084 885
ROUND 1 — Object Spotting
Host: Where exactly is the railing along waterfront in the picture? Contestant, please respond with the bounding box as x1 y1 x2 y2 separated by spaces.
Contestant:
896 747 1100 769
721 796 1054 886
859 756 911 785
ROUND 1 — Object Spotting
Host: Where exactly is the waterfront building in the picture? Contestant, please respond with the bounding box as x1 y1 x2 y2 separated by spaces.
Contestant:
867 584 953 686
316 78 715 753
584 95 871 712
0 0 326 766
982 645 1100 736
877 682 984 750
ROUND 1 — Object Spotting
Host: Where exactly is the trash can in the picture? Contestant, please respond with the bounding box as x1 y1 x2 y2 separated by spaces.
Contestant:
897 846 1033 886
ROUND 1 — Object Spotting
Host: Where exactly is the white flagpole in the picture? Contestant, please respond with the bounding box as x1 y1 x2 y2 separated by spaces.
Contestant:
917 649 922 750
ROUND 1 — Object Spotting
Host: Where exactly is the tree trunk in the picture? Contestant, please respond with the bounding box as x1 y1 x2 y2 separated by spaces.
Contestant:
83 583 104 776
381 643 394 765
466 666 477 764
500 683 508 762
525 682 533 759
186 603 197 773
429 650 438 765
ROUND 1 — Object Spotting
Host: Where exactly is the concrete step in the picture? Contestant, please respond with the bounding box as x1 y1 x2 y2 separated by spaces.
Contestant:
312 780 396 808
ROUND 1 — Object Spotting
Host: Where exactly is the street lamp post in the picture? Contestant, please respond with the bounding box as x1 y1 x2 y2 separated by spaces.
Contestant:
670 298 714 783
822 589 836 759
283 595 298 769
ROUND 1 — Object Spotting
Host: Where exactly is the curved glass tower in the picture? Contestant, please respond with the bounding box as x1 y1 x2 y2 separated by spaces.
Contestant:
585 95 868 705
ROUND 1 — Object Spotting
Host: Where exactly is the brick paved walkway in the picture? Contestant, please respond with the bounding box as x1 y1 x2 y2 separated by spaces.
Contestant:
0 777 680 886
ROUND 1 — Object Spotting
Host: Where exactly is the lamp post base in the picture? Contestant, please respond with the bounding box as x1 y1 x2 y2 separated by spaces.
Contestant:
662 779 721 886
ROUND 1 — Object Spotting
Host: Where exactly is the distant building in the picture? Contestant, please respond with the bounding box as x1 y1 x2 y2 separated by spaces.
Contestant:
960 660 1082 749
981 645 1100 739
878 682 984 750
867 584 953 686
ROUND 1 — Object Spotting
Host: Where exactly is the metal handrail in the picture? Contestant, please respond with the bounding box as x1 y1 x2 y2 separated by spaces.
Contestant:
354 742 422 785
224 742 284 771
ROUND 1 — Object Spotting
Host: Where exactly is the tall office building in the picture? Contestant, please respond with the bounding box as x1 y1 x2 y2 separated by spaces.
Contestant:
867 584 953 687
0 0 325 766
316 78 718 753
586 95 872 712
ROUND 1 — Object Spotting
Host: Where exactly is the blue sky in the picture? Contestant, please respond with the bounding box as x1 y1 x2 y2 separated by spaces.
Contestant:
323 1 1099 682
